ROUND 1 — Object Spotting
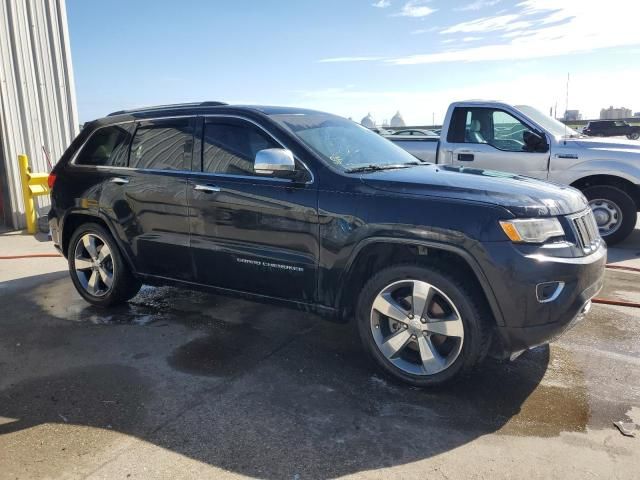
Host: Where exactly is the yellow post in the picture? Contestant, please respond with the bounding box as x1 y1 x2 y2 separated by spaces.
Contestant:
18 154 37 234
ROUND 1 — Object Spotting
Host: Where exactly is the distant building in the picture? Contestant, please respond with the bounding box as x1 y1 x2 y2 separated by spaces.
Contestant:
600 106 632 120
634 112 640 118
361 113 375 128
564 110 582 121
390 111 406 127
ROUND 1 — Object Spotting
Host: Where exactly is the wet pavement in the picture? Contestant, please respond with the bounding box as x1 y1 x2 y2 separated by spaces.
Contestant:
0 265 639 478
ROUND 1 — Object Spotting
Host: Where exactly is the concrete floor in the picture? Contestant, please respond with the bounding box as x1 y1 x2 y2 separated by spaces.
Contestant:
0 231 639 479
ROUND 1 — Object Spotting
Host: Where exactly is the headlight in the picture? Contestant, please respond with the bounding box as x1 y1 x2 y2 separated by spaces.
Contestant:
499 218 564 243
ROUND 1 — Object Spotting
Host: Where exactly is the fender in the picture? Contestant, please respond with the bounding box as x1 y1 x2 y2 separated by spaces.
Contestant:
340 236 506 326
60 208 138 274
551 159 640 187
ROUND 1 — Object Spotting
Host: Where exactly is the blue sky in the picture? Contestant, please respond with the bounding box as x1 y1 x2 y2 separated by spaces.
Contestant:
67 0 640 125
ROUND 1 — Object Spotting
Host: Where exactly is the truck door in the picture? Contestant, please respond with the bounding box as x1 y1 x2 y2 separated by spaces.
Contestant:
444 107 550 180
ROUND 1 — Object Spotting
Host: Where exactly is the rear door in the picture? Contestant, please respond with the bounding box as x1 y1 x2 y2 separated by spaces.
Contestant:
188 116 319 301
99 117 195 280
603 121 616 136
445 107 550 179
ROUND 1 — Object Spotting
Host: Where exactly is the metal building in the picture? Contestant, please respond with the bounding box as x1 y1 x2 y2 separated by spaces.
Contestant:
0 0 78 230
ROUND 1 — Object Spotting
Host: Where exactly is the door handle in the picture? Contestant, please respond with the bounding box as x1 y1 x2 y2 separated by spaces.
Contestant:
110 177 129 185
194 184 221 193
457 153 474 161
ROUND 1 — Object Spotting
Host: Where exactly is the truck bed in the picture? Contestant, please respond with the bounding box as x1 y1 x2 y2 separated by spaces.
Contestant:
384 135 439 163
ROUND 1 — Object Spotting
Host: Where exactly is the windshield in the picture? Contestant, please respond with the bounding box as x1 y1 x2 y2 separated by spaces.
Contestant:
270 112 422 171
514 105 580 138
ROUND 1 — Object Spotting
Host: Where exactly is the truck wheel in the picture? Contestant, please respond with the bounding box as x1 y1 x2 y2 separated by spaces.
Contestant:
627 132 640 140
68 222 142 307
356 264 490 387
583 186 637 245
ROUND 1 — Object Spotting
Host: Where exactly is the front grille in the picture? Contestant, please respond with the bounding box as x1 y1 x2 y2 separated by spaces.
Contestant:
570 209 601 253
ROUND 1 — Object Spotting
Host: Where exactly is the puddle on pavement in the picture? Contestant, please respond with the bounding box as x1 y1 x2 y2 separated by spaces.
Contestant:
23 274 637 440
268 322 613 438
31 278 231 327
573 305 633 341
495 347 590 436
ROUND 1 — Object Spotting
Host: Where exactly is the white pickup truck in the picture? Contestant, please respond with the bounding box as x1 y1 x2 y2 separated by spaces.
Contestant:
386 101 640 244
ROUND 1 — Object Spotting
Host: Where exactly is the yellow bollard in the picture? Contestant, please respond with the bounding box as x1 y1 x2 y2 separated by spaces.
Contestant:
18 154 50 234
18 154 37 234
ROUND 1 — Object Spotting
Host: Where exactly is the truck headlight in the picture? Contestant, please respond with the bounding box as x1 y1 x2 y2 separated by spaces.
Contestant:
499 218 564 243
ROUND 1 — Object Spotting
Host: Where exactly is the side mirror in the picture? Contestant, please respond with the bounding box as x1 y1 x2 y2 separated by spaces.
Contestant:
523 130 548 153
254 148 295 175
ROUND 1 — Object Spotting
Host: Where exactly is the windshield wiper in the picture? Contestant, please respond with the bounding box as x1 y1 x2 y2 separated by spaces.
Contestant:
345 162 422 173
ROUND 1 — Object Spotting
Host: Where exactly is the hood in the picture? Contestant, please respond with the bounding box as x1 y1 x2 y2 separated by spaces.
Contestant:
569 137 640 155
360 164 588 217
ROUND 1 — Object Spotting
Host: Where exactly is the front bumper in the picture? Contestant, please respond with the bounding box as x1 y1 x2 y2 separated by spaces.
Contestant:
479 241 606 358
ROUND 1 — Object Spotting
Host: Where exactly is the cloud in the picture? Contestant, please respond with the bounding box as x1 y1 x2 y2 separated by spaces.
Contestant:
388 0 640 64
410 26 439 34
317 56 384 63
317 1 640 66
440 14 532 34
393 0 436 18
371 0 391 7
455 0 501 12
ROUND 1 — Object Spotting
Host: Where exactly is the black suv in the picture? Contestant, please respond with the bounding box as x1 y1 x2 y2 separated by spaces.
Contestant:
583 120 640 140
49 102 606 387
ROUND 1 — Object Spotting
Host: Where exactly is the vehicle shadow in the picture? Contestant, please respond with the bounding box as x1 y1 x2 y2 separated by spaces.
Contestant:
0 272 565 479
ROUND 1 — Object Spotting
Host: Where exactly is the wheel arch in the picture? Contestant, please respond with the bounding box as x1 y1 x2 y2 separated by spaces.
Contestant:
570 174 640 209
337 238 505 326
61 211 137 273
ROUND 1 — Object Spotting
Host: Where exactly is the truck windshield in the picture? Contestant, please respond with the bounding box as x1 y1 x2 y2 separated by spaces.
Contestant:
515 105 580 138
271 112 422 172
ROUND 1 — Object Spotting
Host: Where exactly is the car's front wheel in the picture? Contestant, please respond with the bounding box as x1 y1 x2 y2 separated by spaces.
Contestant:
356 264 491 387
68 222 141 307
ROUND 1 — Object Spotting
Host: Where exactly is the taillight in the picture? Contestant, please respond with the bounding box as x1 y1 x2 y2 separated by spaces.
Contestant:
48 173 57 189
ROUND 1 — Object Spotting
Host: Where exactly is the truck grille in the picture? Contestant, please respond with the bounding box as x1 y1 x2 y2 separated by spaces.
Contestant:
570 210 601 253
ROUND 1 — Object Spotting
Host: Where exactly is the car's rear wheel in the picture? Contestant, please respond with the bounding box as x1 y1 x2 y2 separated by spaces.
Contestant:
627 132 640 140
68 223 141 307
356 264 490 387
583 185 637 245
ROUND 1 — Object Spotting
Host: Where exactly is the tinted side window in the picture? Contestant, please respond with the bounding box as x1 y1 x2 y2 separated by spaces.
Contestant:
130 119 193 170
76 124 133 166
202 119 279 176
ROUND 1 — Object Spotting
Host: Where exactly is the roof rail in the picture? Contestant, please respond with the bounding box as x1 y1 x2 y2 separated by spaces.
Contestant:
107 101 228 117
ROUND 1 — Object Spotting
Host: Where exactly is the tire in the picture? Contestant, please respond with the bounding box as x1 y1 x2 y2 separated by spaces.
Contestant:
356 264 491 387
583 185 637 246
627 132 640 140
67 222 141 307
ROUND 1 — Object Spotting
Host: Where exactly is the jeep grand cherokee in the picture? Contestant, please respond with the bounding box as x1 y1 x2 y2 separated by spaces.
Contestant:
48 102 606 387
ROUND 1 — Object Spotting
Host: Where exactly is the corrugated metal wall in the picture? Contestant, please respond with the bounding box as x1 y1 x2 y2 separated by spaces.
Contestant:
0 0 78 229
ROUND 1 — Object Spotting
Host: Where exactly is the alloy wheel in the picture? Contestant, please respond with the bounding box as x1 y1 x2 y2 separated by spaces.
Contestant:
589 198 622 237
370 279 464 376
73 233 114 297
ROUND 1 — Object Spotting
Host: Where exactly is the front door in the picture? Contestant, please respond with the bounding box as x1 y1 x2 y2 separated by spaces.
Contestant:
446 107 550 180
188 116 318 302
